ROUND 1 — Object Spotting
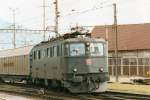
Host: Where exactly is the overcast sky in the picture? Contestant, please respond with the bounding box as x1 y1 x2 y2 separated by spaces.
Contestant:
0 0 149 31
0 0 149 49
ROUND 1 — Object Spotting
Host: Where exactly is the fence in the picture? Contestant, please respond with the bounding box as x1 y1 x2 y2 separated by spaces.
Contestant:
109 57 150 77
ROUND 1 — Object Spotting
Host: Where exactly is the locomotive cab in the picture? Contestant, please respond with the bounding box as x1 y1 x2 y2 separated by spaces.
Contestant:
63 38 109 93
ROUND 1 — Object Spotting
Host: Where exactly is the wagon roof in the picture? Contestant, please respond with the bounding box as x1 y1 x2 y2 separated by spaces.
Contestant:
0 45 33 58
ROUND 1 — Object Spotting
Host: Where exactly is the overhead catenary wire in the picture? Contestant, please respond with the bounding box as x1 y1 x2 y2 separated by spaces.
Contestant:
12 0 113 32
0 0 119 49
59 3 113 18
20 0 119 29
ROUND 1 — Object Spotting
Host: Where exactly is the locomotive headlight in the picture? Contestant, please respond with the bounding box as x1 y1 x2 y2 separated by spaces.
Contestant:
73 68 77 72
99 67 104 72
86 42 90 46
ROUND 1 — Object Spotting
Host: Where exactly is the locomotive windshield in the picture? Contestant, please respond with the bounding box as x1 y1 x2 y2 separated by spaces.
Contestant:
70 43 85 56
89 43 104 56
65 42 104 56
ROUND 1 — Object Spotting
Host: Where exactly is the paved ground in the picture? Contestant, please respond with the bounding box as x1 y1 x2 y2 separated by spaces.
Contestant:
108 76 150 95
0 92 42 100
109 76 140 83
108 82 150 95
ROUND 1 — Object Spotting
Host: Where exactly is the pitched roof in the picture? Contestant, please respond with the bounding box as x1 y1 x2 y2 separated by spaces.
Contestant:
91 23 150 51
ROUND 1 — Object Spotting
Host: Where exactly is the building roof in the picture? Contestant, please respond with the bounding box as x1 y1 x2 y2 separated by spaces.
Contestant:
91 23 150 51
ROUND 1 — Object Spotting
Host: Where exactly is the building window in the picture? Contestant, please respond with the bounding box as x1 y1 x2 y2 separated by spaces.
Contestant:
109 58 115 65
143 58 150 65
138 58 143 65
129 58 137 65
123 58 129 65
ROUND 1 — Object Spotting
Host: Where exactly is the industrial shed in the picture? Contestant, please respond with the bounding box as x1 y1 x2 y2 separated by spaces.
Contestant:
91 23 150 77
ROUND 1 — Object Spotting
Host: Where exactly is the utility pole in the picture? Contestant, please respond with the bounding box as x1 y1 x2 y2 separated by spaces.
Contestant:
113 3 119 82
43 0 46 41
105 25 109 77
10 8 17 48
54 0 59 37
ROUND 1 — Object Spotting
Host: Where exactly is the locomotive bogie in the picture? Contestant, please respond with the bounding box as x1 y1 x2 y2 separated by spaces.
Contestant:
63 73 108 93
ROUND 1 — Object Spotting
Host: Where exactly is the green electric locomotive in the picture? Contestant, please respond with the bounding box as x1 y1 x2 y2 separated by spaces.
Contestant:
31 31 109 93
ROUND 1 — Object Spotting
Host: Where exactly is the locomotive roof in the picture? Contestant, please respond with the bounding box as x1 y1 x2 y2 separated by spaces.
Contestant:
35 37 105 46
34 31 106 48
34 36 106 48
64 37 106 43
0 45 33 58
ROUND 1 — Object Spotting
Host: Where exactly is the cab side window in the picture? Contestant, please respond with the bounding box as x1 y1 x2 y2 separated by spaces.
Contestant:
57 45 60 56
53 46 57 57
64 44 69 56
46 48 50 57
38 50 41 59
33 51 36 60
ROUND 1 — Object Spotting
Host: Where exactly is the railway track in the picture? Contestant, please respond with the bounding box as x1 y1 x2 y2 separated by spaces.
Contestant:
77 92 150 100
0 83 149 100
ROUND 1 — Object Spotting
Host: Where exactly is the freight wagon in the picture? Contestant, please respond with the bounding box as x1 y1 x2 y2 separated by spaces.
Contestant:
0 46 33 82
